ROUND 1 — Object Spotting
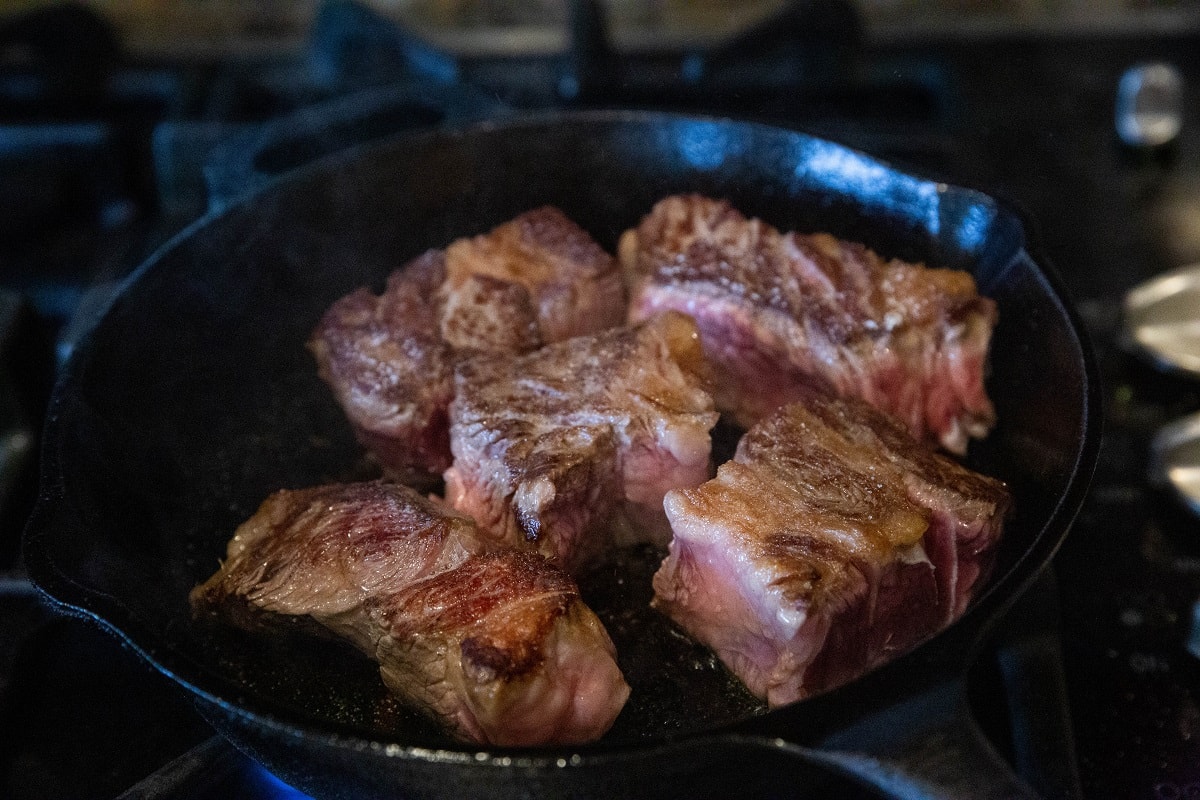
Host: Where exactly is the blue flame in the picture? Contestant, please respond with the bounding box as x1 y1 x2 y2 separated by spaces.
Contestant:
250 764 316 800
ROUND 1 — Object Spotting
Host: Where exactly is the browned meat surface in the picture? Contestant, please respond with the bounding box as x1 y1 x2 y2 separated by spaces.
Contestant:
309 251 457 483
765 388 1013 619
191 481 630 746
310 208 625 482
651 391 1009 706
621 194 997 454
372 548 627 746
445 206 626 342
445 311 719 573
439 273 541 353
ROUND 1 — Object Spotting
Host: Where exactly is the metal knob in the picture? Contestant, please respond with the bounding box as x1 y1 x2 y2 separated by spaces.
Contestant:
1123 263 1200 377
1116 62 1184 148
1187 599 1200 660
1149 411 1200 518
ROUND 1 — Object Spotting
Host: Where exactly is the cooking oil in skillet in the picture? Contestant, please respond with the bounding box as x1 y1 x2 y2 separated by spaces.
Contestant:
578 542 766 741
575 420 763 740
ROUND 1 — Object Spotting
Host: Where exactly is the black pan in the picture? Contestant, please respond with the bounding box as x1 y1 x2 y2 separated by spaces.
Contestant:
22 111 1100 800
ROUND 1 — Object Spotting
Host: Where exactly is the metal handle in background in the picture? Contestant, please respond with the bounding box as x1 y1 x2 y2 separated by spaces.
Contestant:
793 675 1038 800
203 83 509 213
993 567 1082 800
690 679 1036 800
756 568 1080 800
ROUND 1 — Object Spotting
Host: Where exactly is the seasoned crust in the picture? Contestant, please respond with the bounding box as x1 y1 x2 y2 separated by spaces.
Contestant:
445 206 626 343
375 549 577 681
189 482 478 621
308 252 457 482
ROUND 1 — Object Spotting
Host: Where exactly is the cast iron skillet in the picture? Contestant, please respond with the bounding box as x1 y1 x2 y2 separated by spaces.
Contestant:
22 111 1099 799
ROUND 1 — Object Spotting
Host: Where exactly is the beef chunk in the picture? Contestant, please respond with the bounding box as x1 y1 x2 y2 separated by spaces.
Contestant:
445 311 718 573
311 208 626 482
621 194 997 454
651 391 1009 706
310 251 458 483
445 206 626 343
191 481 629 746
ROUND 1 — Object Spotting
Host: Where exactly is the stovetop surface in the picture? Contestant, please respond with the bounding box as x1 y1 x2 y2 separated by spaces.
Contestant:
3 7 1200 798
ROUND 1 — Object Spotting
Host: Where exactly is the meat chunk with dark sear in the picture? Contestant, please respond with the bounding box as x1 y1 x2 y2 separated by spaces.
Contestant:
309 251 459 484
621 194 997 454
651 391 1009 707
445 311 719 573
190 481 630 746
444 206 626 342
310 208 626 483
439 272 541 353
371 548 625 746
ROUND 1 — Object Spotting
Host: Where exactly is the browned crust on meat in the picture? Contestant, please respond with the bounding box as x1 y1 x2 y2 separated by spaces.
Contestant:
622 195 998 451
624 195 991 329
189 482 478 615
446 311 717 570
761 529 868 606
375 549 577 680
772 386 1010 510
453 310 712 421
726 392 1010 609
191 481 630 745
439 274 541 353
308 252 457 480
445 207 626 342
446 207 615 286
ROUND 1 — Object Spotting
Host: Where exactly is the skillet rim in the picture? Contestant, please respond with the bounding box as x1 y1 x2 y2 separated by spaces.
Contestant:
20 107 1102 764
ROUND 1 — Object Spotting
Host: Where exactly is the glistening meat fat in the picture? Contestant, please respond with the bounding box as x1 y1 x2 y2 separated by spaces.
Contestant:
651 391 1009 707
621 194 997 454
190 481 630 746
310 207 625 483
444 311 719 574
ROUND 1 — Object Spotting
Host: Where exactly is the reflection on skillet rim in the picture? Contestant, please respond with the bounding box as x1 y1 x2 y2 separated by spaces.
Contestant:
21 110 1100 762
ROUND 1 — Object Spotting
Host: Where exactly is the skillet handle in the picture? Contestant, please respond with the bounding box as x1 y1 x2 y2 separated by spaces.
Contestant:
777 675 1040 800
203 82 508 213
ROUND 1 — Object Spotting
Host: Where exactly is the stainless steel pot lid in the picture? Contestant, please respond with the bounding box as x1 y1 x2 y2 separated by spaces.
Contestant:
1124 263 1200 377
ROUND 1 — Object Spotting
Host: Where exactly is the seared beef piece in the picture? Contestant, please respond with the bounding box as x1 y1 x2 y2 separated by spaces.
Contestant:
445 206 626 342
621 194 997 454
767 389 1012 620
309 251 459 483
445 311 719 573
372 548 626 746
311 208 625 482
651 392 1009 706
439 273 541 353
191 481 629 746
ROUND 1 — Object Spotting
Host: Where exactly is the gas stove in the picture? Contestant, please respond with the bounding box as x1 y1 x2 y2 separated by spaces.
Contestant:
2 3 1200 798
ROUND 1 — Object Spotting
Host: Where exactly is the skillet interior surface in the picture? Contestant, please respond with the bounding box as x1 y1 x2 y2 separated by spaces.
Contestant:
24 111 1097 753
